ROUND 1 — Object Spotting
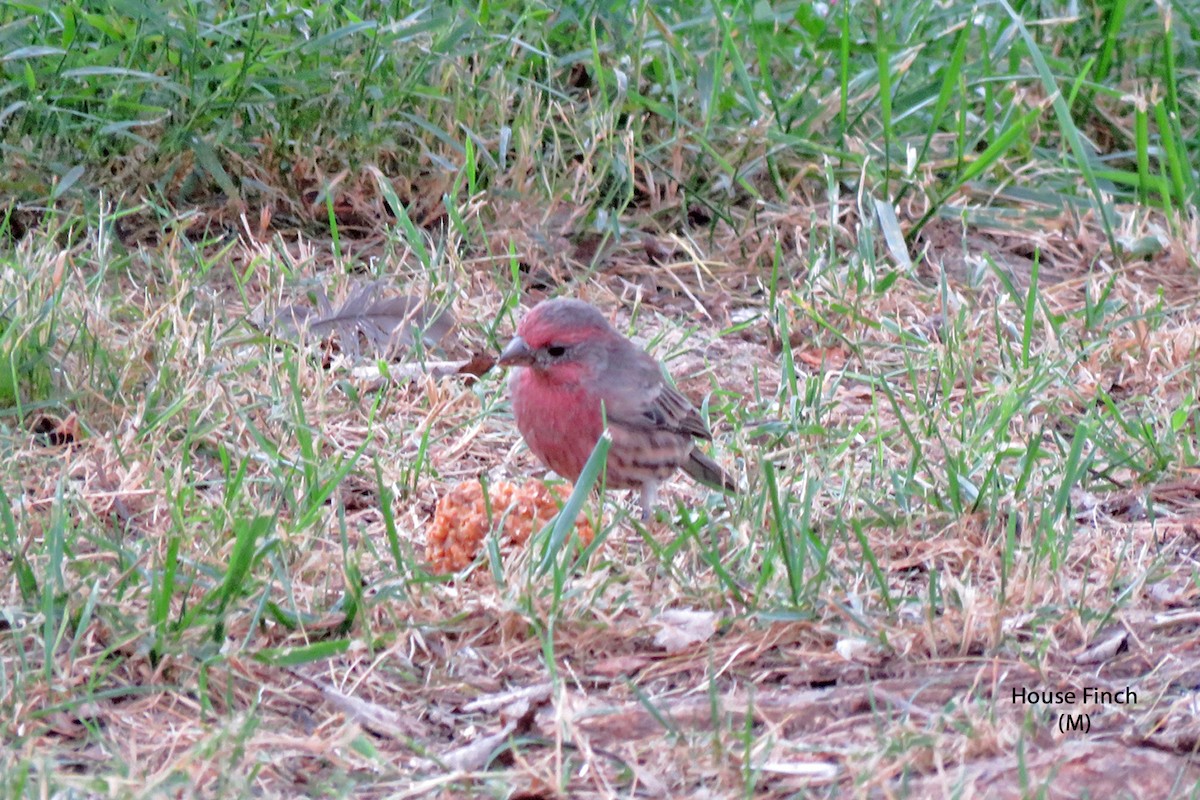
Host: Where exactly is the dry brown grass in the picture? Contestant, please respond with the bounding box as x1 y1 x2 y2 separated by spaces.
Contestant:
4 186 1200 799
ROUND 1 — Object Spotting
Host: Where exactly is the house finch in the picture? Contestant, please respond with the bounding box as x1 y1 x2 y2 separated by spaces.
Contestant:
497 298 736 518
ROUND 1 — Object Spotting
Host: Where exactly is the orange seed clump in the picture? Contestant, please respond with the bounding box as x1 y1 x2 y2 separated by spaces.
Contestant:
425 480 595 573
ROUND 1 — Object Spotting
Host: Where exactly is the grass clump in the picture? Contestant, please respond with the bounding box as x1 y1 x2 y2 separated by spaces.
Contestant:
2 1 1199 797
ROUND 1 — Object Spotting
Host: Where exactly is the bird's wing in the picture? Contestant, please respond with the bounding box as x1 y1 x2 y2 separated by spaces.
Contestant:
602 349 713 440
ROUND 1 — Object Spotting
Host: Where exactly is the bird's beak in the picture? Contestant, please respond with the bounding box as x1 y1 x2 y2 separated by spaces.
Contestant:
497 335 534 367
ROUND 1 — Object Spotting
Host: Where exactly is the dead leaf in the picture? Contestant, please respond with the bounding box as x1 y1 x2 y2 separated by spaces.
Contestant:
442 720 518 772
456 352 497 380
651 608 717 653
461 683 553 714
835 637 884 665
1073 629 1128 664
444 689 543 771
289 671 420 741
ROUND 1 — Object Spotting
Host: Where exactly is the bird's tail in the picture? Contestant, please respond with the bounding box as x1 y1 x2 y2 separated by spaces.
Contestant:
683 449 738 493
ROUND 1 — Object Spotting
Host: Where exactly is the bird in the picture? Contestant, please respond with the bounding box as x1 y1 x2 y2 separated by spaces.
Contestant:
497 298 736 518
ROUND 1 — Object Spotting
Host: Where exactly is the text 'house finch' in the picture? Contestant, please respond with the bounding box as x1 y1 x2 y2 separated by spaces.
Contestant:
497 298 736 517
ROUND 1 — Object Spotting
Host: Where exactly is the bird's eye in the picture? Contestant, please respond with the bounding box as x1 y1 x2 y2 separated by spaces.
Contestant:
546 345 567 358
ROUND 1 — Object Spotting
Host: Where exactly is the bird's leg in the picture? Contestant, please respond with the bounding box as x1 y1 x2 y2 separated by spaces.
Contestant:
638 482 659 521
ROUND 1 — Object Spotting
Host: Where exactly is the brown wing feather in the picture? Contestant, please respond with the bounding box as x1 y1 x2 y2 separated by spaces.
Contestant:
644 381 712 439
682 448 737 492
601 344 712 440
